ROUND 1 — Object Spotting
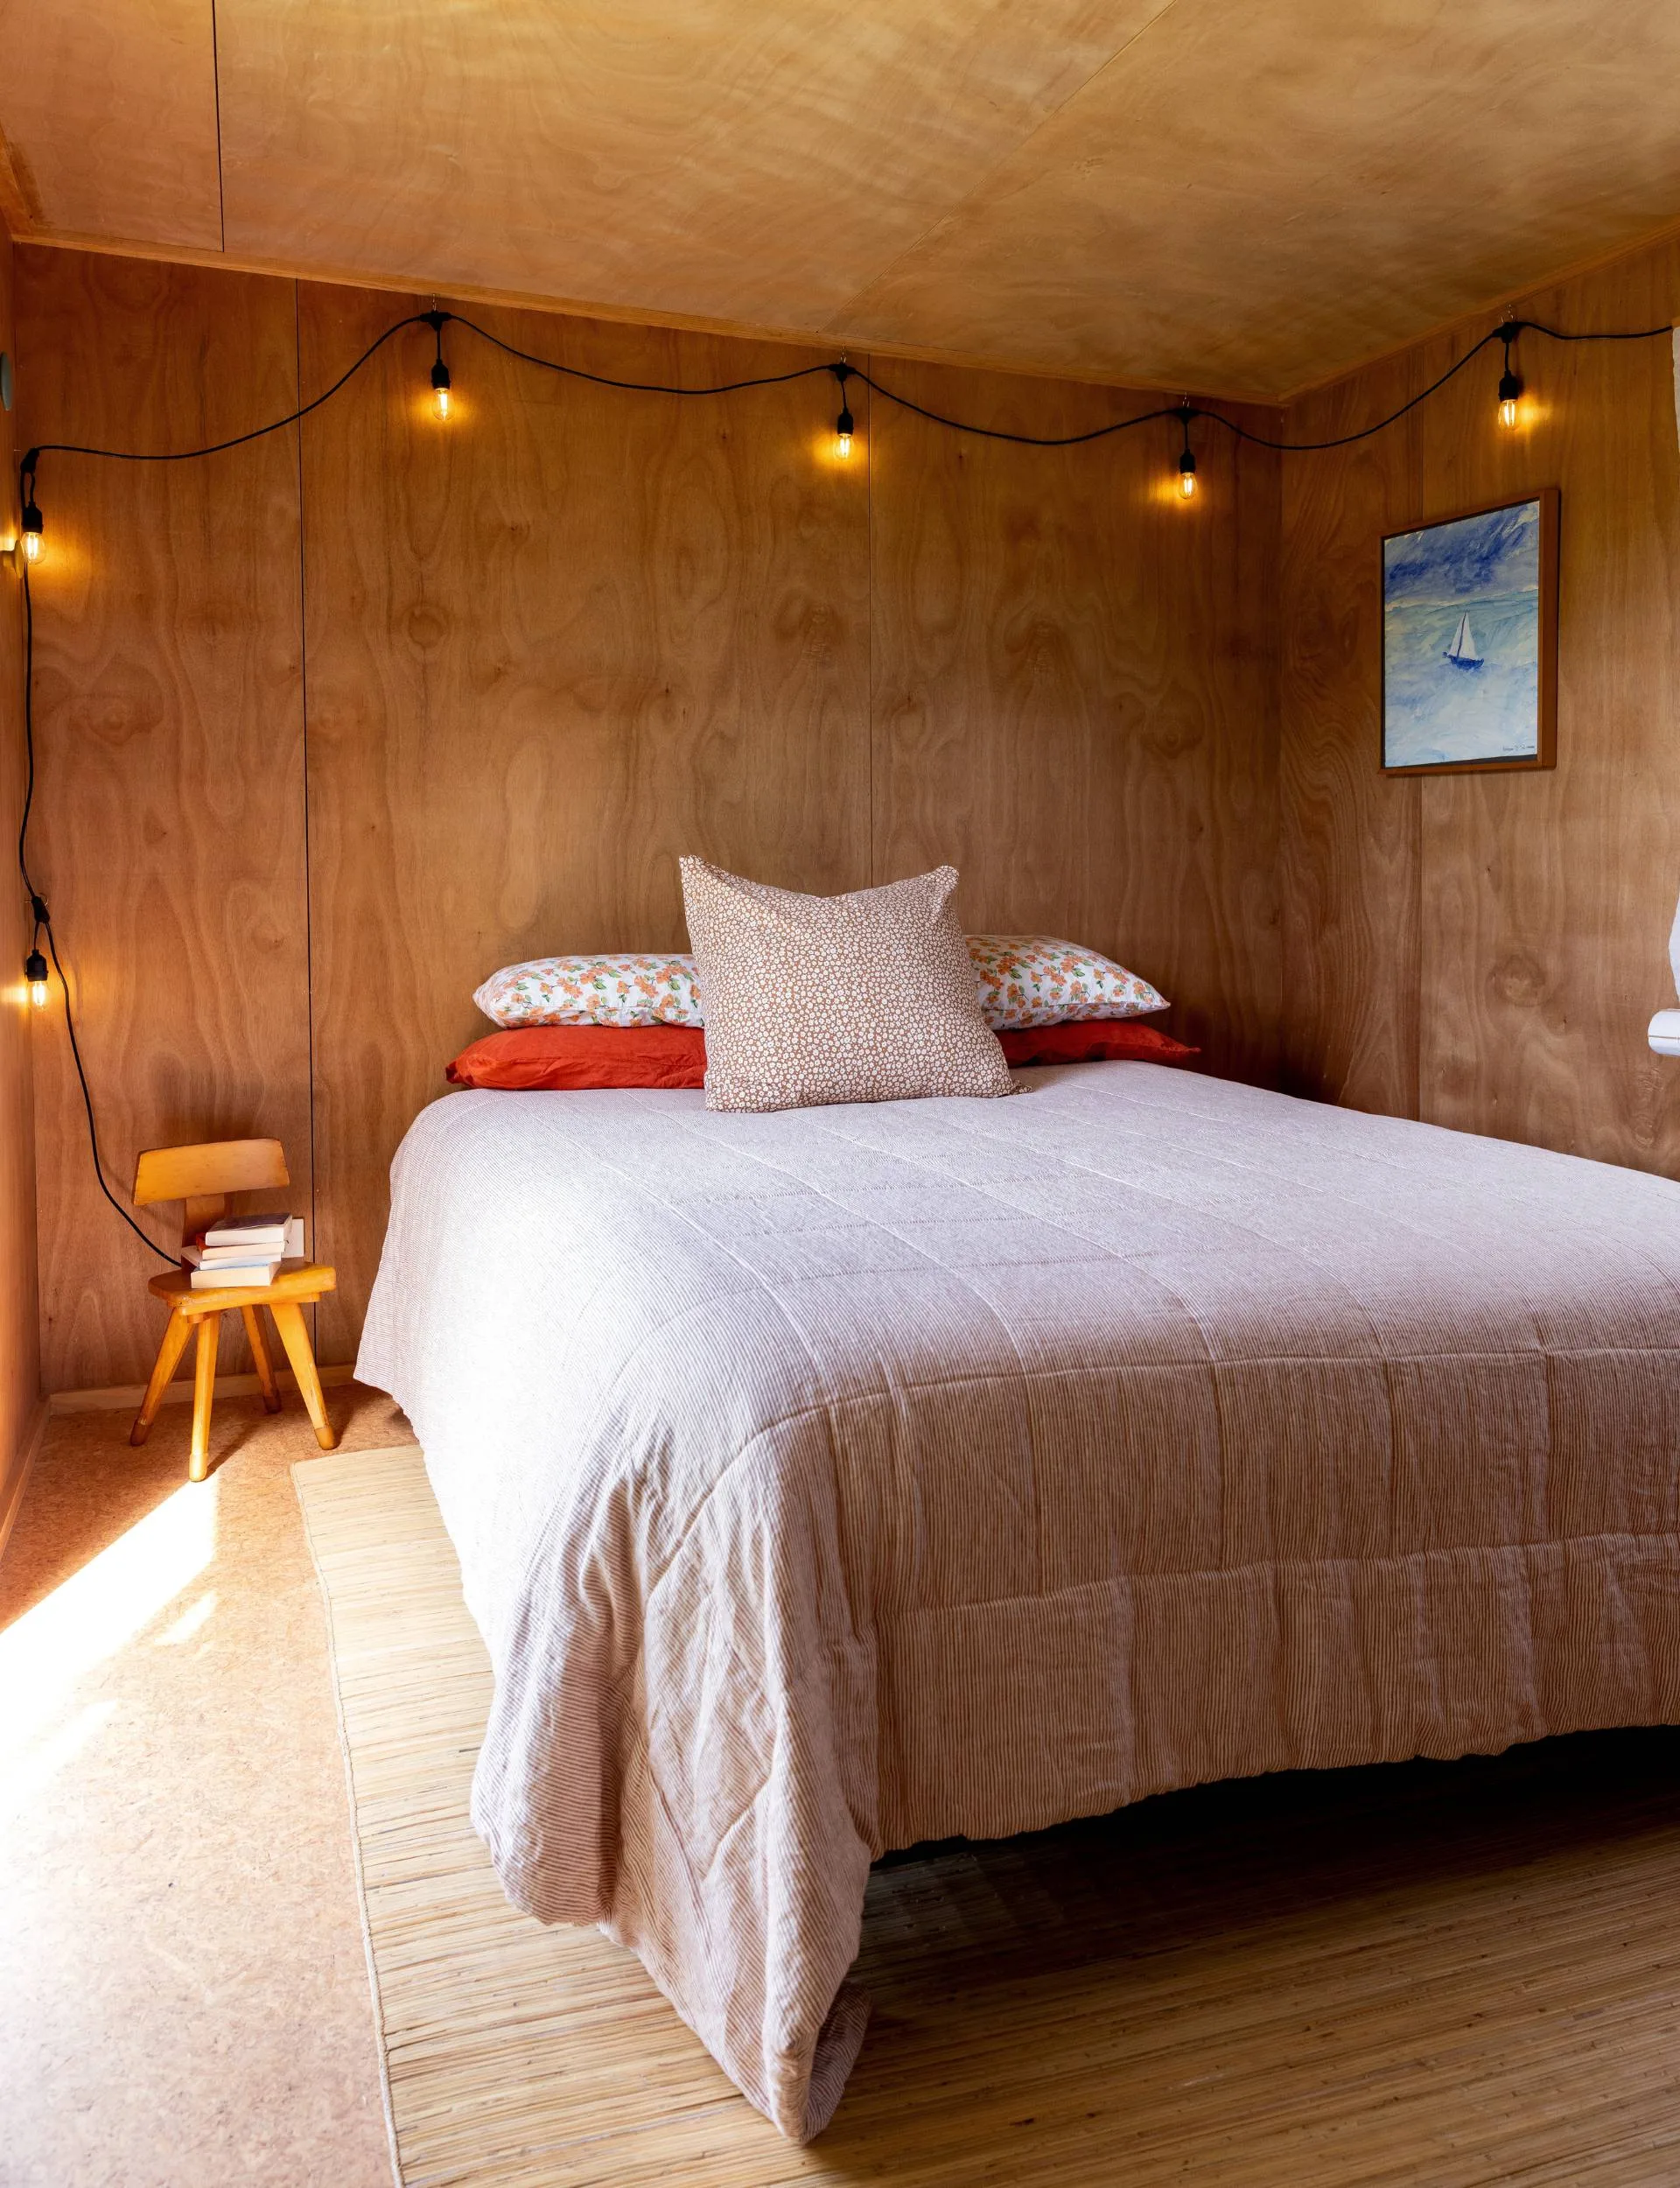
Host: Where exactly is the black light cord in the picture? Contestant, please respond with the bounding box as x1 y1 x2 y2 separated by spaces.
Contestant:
17 567 175 1262
21 312 434 476
446 312 838 397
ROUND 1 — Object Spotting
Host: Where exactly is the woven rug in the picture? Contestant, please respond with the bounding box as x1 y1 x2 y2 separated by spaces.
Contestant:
294 1445 1680 2188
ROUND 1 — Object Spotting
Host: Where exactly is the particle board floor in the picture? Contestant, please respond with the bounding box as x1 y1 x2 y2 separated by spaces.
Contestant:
6 1406 1680 2186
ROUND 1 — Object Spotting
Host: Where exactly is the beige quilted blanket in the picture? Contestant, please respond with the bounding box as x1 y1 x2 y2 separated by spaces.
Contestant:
357 1065 1680 2139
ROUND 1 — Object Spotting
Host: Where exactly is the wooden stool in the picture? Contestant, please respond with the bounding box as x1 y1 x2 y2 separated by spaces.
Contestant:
127 1137 339 1481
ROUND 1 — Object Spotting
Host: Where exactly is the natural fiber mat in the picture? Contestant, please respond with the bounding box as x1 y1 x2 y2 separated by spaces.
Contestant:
296 1445 1680 2188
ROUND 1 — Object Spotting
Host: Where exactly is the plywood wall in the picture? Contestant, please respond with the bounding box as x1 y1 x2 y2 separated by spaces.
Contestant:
1279 232 1680 1173
17 248 1280 1390
19 254 312 1392
0 214 44 1534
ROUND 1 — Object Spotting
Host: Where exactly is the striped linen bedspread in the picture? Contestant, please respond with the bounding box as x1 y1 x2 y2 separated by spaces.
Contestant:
357 1065 1680 2140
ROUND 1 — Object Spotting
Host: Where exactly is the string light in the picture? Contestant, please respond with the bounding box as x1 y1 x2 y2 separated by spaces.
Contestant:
1176 404 1197 499
424 309 452 420
23 893 49 1012
20 483 41 562
830 363 855 460
1496 320 1523 429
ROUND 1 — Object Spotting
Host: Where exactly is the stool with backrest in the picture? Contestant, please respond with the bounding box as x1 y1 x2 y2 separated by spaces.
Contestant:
128 1137 339 1481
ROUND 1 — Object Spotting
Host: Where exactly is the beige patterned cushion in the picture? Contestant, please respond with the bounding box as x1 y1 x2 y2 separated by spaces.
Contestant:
679 859 1015 1113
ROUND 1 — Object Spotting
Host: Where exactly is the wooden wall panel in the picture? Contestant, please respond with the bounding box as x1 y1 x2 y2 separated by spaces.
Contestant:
16 250 312 1390
1280 231 1680 1175
1278 362 1423 1116
298 290 874 1360
870 364 1279 1083
0 214 44 1533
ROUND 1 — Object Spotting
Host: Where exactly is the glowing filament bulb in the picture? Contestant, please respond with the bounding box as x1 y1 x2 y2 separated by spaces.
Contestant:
24 949 46 1010
834 403 855 461
20 498 42 561
1178 452 1197 500
430 358 452 421
1496 332 1522 430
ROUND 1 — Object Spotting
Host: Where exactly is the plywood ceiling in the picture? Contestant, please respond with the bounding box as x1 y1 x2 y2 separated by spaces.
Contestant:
5 1 1680 399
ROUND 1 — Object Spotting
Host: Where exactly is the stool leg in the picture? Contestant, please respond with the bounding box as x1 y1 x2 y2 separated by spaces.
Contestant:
270 1301 337 1452
130 1308 193 1447
242 1306 282 1412
189 1313 220 1483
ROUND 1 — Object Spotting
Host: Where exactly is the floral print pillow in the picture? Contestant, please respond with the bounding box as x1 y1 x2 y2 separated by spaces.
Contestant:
966 935 1166 1029
473 953 704 1028
473 934 1164 1033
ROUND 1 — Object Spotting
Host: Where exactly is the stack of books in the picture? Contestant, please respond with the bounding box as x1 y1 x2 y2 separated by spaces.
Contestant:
184 1213 304 1290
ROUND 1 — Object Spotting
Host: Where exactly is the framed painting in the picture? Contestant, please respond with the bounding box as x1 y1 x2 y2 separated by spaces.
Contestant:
1381 488 1558 775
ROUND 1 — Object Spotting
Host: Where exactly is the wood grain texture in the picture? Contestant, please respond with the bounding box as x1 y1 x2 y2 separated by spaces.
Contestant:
15 249 312 1390
0 0 223 251
869 361 1279 1084
1281 228 1680 1175
13 4 1680 398
298 286 874 1361
1278 359 1424 1116
0 213 45 1517
220 3 1171 354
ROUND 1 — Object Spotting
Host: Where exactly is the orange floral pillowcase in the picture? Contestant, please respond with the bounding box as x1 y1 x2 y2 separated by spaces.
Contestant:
473 936 1166 1032
967 935 1166 1029
472 953 704 1029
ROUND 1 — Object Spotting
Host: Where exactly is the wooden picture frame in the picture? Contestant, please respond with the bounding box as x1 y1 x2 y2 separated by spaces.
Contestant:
1380 487 1558 775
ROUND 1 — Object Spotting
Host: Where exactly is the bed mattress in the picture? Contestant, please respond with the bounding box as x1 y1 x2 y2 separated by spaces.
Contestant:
357 1064 1680 2139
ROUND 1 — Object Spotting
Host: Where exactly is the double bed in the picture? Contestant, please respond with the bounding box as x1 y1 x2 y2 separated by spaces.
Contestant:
358 1061 1680 2141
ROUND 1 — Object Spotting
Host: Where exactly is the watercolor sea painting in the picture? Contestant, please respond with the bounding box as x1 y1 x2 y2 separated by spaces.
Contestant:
1382 499 1543 768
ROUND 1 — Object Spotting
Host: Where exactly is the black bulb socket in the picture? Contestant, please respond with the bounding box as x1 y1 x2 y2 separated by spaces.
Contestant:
20 497 42 536
1179 447 1197 476
430 359 452 394
836 404 855 438
24 949 46 985
1497 367 1522 404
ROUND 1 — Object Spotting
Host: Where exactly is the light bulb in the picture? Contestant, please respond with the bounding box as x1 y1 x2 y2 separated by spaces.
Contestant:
22 528 40 563
1497 358 1522 431
27 978 46 1009
430 358 452 421
834 403 855 461
24 949 46 1009
20 499 42 562
1178 452 1197 500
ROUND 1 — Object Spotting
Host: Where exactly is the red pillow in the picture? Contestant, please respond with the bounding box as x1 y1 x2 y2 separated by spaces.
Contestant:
447 1025 706 1090
996 1020 1197 1067
447 1017 1197 1091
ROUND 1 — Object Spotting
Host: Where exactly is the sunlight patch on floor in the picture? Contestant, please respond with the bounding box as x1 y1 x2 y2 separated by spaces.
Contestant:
0 1479 220 1808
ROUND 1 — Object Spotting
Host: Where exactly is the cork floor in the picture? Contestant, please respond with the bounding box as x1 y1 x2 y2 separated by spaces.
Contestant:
1 1384 411 2188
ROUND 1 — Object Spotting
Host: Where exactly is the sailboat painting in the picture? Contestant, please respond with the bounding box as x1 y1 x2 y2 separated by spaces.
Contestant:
1382 491 1558 773
1443 612 1482 669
